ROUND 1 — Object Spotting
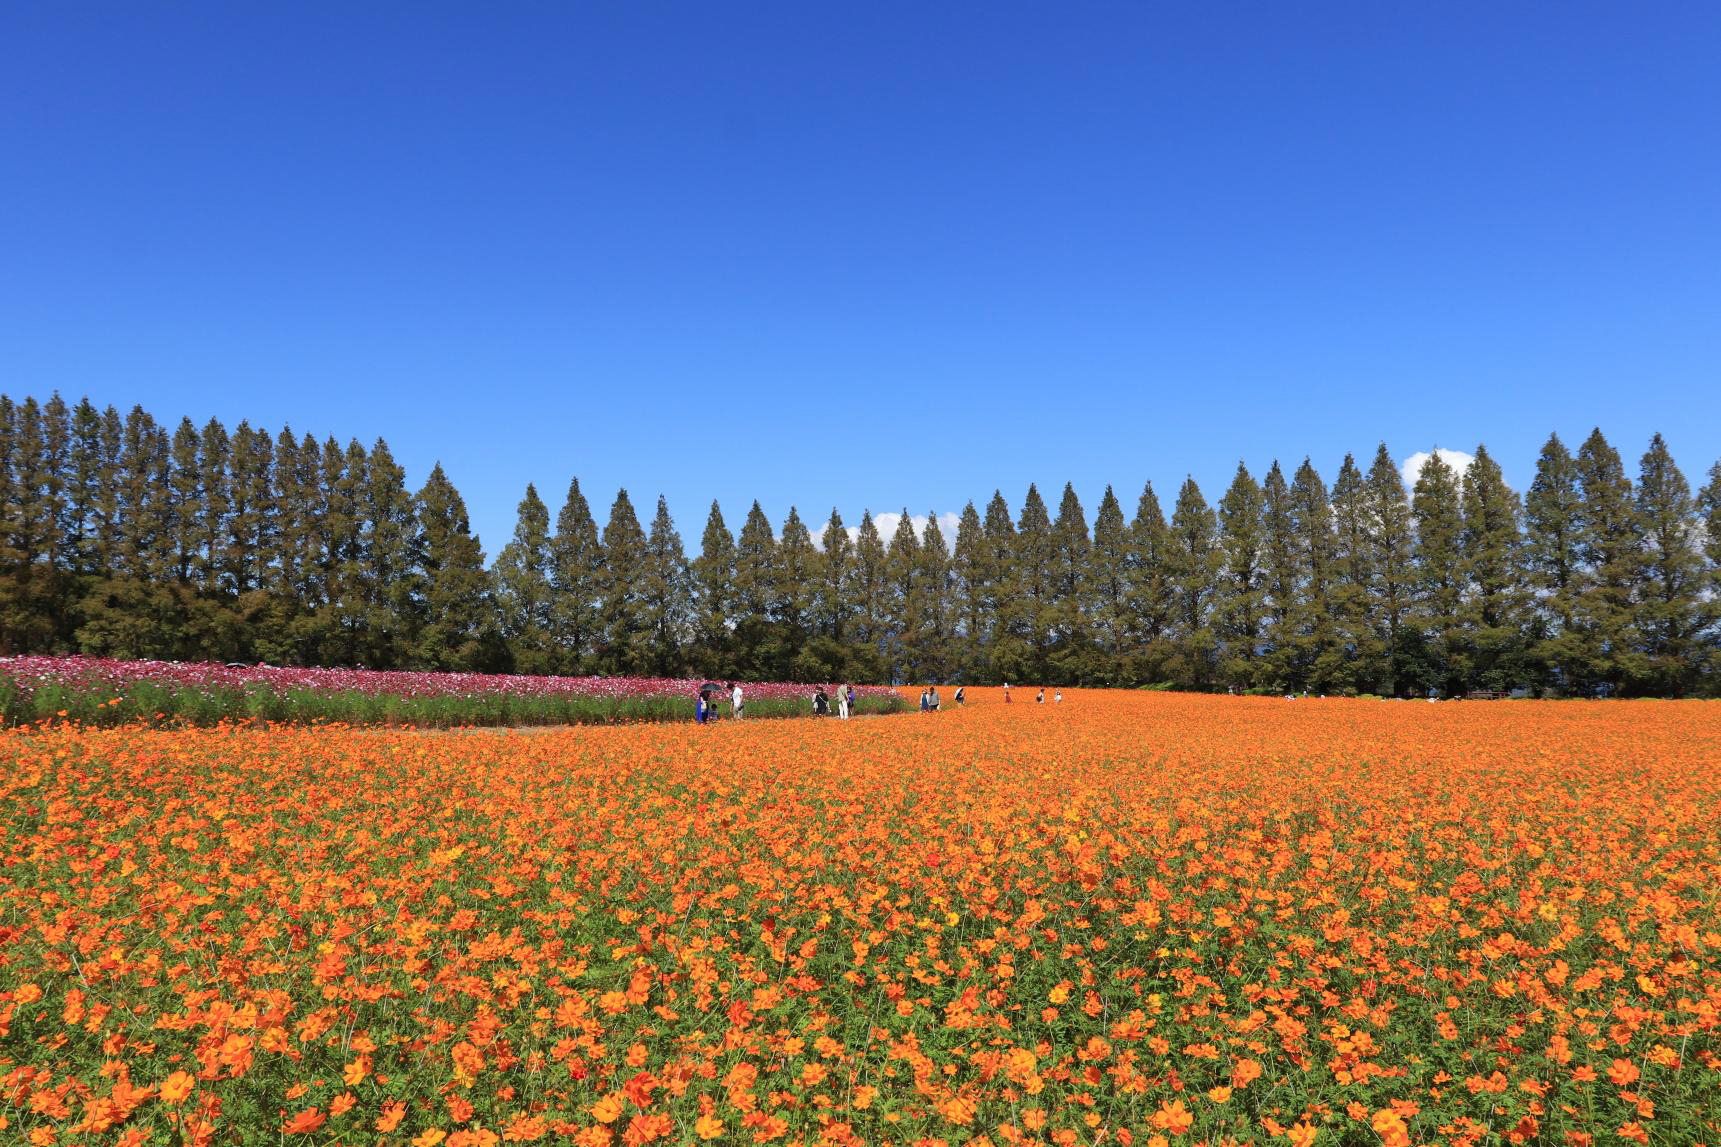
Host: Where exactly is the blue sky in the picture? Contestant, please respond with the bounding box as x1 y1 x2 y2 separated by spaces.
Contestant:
3 3 1718 555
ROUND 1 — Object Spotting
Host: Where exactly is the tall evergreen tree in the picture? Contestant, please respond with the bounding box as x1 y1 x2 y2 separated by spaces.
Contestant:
917 513 954 682
549 477 604 672
775 507 816 637
980 492 1023 681
1328 454 1377 695
94 405 123 575
852 511 886 662
641 496 692 676
1215 463 1266 690
1572 428 1644 694
1288 459 1339 692
1633 434 1704 695
414 463 495 670
950 502 988 680
1123 482 1177 684
1256 462 1298 691
732 502 778 674
1048 484 1092 681
196 418 231 591
322 438 369 663
1410 451 1465 696
1459 444 1529 693
493 484 557 672
690 501 735 677
64 398 105 576
1524 433 1584 692
882 511 920 680
1088 486 1129 681
598 489 649 674
116 406 172 584
38 395 70 576
816 509 852 642
1169 477 1219 689
1012 485 1054 680
168 418 202 584
269 427 304 599
360 438 422 667
1697 461 1721 691
1364 445 1414 695
226 421 275 596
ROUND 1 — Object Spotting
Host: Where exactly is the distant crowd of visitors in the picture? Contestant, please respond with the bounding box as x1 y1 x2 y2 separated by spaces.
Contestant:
695 680 1067 723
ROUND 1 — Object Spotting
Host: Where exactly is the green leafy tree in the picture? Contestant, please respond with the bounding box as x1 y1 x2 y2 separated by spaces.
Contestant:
1633 434 1705 695
917 513 954 682
642 496 692 676
1011 485 1054 681
64 398 106 576
1524 433 1584 692
949 502 988 681
1328 454 1377 695
1289 459 1340 692
1088 486 1129 682
1123 482 1177 685
1365 445 1414 695
816 509 852 642
226 421 275 596
360 438 422 668
981 492 1024 682
1697 461 1721 692
493 484 557 672
414 463 497 670
1048 484 1092 682
196 418 231 591
1169 477 1219 689
1572 428 1644 694
1459 444 1530 693
549 478 604 673
689 501 735 677
598 489 649 674
883 510 920 681
1215 463 1266 690
168 418 202 584
732 502 778 675
1256 462 1298 692
1410 451 1465 696
851 511 887 660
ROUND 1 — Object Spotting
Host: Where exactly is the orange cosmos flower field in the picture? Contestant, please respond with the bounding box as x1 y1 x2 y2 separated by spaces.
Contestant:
2 692 1718 1147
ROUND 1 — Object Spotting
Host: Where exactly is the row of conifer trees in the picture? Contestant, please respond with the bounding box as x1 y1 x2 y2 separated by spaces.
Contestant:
2 393 1717 695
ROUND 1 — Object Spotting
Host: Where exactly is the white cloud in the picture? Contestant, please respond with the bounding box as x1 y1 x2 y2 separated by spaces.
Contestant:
1401 448 1474 490
812 511 960 551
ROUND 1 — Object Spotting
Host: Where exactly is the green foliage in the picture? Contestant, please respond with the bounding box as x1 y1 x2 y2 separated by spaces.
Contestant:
0 391 1717 695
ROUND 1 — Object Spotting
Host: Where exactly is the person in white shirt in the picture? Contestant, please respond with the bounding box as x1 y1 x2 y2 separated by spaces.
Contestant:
730 682 744 719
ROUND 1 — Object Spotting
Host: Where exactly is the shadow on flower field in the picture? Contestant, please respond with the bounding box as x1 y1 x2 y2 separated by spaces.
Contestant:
2 692 1718 1145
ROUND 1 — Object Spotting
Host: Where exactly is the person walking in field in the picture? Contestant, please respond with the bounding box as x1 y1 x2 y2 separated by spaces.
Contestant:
813 686 829 716
1036 687 1045 703
1003 682 1011 703
846 684 855 715
954 686 965 705
730 682 744 719
1054 689 1062 703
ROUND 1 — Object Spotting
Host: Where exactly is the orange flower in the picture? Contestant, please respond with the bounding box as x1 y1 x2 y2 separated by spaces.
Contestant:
1607 1059 1640 1086
1151 1099 1193 1135
282 1107 327 1135
159 1071 195 1104
376 1101 407 1132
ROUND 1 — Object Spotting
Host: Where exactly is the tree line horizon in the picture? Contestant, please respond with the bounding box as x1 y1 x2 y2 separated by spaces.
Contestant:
2 392 1717 697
